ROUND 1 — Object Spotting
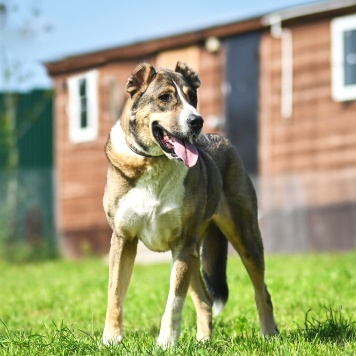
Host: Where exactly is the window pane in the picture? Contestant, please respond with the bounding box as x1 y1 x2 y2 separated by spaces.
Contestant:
79 78 86 97
344 29 356 86
79 78 88 128
80 97 88 128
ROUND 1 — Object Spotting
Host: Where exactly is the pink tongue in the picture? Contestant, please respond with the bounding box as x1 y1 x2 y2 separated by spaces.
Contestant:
171 137 199 168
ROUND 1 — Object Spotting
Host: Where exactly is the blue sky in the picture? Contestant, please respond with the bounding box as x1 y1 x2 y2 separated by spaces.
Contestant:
1 0 320 91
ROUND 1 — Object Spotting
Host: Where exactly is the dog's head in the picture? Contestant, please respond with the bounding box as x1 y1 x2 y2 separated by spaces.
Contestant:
122 61 203 168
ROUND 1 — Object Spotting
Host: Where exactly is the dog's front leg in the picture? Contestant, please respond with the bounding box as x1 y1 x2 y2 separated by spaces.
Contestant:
157 246 194 349
189 256 213 342
102 233 137 345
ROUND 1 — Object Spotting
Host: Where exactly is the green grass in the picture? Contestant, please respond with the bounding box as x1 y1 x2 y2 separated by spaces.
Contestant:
0 252 355 355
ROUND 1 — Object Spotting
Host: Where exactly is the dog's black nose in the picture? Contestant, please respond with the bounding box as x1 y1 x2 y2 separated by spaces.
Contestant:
188 115 204 132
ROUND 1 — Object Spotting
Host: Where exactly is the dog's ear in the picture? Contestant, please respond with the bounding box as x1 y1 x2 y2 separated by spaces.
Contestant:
126 63 156 97
175 61 201 89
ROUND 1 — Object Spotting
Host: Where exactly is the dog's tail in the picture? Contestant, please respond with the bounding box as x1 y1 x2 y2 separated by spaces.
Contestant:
201 222 229 316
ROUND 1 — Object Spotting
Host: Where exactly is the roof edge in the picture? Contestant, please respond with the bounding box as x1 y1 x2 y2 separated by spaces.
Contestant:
45 16 262 77
262 0 356 25
46 0 356 77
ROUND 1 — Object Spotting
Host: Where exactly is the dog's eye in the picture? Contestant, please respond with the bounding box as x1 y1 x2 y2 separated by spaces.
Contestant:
187 91 197 105
159 94 172 103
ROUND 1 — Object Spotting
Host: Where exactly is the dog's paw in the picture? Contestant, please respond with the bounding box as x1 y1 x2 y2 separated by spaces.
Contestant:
261 323 279 337
196 333 211 343
102 329 124 346
157 330 179 349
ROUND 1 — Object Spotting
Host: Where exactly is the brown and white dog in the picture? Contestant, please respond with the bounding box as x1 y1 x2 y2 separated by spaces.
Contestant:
102 62 278 348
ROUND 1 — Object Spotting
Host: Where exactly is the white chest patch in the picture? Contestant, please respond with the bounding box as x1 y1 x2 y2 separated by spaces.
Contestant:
115 162 188 252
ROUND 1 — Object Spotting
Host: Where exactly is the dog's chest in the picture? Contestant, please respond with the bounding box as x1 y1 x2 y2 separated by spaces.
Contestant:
115 164 188 251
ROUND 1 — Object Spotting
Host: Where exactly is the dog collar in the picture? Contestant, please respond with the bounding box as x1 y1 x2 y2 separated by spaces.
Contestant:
125 139 162 158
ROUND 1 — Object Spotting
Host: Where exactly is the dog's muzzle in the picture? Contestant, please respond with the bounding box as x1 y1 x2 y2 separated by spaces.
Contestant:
152 122 200 168
187 114 204 136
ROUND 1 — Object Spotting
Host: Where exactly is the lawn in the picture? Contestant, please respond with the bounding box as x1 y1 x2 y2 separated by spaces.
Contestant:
0 252 355 355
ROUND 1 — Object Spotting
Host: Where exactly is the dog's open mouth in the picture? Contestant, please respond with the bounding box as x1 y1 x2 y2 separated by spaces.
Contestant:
152 123 199 168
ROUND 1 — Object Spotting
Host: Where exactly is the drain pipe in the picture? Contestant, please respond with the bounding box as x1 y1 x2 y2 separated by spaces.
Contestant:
268 15 293 120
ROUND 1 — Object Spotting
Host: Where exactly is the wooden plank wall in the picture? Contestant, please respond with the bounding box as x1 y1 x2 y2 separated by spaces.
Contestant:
259 18 356 210
198 47 225 134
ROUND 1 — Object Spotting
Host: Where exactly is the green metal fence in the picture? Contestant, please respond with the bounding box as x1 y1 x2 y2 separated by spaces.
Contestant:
0 89 54 243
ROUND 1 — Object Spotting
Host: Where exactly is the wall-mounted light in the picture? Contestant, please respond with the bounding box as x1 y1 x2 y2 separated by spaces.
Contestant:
205 36 221 53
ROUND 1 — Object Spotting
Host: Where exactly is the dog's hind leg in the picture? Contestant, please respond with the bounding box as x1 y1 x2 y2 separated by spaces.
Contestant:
214 192 278 336
235 237 278 337
102 234 138 345
189 254 213 342
201 222 229 316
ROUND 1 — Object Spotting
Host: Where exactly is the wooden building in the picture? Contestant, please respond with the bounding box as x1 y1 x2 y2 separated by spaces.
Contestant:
46 0 356 256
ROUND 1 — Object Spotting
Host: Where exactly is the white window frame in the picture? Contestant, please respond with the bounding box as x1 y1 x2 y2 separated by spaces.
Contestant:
331 14 356 102
68 70 99 143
